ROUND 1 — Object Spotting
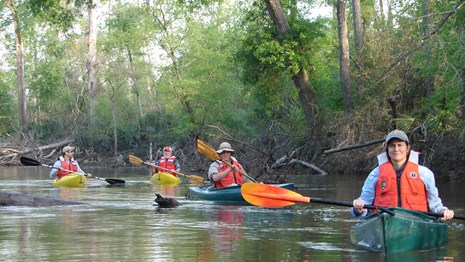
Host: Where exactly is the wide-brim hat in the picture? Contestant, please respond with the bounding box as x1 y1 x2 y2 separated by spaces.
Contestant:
216 142 235 154
62 146 75 153
385 130 409 144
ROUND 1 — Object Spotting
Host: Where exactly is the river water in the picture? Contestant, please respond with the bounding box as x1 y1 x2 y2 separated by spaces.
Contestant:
0 166 464 261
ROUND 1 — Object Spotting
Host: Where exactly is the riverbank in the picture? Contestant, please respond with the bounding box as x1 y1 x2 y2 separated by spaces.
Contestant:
2 131 464 182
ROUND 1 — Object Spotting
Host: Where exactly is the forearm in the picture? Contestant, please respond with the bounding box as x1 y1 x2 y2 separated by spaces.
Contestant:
211 169 231 182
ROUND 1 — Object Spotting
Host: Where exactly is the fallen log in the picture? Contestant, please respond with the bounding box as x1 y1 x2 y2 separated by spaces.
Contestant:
0 191 86 207
323 137 385 155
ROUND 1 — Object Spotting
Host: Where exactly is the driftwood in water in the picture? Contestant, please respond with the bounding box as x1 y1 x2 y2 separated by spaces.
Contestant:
0 192 86 207
271 153 328 176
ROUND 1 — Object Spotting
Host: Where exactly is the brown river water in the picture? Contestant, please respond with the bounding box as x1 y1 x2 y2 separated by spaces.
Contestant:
0 166 464 261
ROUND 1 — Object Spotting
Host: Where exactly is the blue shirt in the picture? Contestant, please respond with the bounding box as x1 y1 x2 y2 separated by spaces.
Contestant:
351 153 447 218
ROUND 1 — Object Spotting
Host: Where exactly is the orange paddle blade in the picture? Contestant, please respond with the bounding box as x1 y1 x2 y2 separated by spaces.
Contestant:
241 182 310 208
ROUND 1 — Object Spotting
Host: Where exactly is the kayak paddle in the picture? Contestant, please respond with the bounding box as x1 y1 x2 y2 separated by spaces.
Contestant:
128 154 205 185
195 139 257 182
20 156 126 186
241 183 465 220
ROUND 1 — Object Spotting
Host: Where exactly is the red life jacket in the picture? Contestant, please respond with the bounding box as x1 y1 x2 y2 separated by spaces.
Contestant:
57 157 79 179
157 156 178 176
214 158 245 189
373 151 428 212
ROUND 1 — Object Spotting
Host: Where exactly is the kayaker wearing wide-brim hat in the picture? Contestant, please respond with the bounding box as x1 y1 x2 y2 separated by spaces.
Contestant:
49 146 92 179
352 130 454 220
208 142 246 189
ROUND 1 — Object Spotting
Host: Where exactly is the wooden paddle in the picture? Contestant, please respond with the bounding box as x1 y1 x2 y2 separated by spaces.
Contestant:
20 156 126 186
241 183 465 220
128 154 205 185
195 139 257 182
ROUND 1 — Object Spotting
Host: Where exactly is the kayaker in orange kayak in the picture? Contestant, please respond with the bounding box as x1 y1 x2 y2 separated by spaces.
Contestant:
352 130 454 220
49 146 92 179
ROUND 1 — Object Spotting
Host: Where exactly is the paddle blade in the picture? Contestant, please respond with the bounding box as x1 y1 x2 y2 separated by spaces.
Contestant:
186 175 205 185
241 182 310 208
105 178 126 186
195 139 221 161
128 155 144 166
20 157 42 166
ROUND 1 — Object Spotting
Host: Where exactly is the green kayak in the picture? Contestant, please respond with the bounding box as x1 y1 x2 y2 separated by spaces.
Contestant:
188 183 295 202
350 207 448 254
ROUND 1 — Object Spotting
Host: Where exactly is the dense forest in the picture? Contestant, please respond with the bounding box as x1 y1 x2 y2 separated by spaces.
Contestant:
1 0 464 182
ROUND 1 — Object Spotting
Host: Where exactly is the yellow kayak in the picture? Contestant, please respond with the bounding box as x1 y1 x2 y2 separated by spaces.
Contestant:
151 172 181 185
53 173 88 188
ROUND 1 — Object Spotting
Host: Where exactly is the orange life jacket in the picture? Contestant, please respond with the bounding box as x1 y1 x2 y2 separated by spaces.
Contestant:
57 157 79 179
373 151 428 212
157 156 178 176
214 158 245 189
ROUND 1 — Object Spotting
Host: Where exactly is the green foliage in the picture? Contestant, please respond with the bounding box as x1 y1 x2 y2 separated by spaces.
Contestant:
26 0 81 31
2 0 465 158
29 60 65 106
0 72 15 135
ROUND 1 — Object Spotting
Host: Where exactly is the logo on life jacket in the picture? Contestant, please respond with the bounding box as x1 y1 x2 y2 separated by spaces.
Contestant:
409 172 418 179
380 181 386 189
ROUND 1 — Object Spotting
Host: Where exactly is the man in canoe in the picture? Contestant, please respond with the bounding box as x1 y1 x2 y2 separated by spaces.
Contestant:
49 146 92 179
208 142 247 188
151 146 181 176
352 130 454 220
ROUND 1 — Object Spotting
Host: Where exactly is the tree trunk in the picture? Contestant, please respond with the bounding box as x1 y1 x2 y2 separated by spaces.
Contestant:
422 0 435 95
128 49 144 118
6 0 27 129
461 68 465 124
264 0 317 136
337 0 352 113
112 98 118 159
87 1 98 128
352 0 365 94
378 0 385 26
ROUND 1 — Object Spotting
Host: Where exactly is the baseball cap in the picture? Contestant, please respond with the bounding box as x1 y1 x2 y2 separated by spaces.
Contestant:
385 130 409 144
62 146 75 153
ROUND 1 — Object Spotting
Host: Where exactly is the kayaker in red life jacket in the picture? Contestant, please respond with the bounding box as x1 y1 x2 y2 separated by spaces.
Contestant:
352 130 454 220
49 146 92 179
208 142 248 189
150 146 181 176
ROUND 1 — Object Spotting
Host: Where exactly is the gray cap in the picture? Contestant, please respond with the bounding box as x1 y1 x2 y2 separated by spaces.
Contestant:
385 130 409 144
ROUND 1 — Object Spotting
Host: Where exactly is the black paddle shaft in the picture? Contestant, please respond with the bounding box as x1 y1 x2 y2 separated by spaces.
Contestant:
310 198 395 216
19 156 125 185
310 198 465 220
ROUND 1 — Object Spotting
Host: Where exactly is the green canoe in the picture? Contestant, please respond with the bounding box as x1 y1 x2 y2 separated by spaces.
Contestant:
350 207 448 254
188 183 295 202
